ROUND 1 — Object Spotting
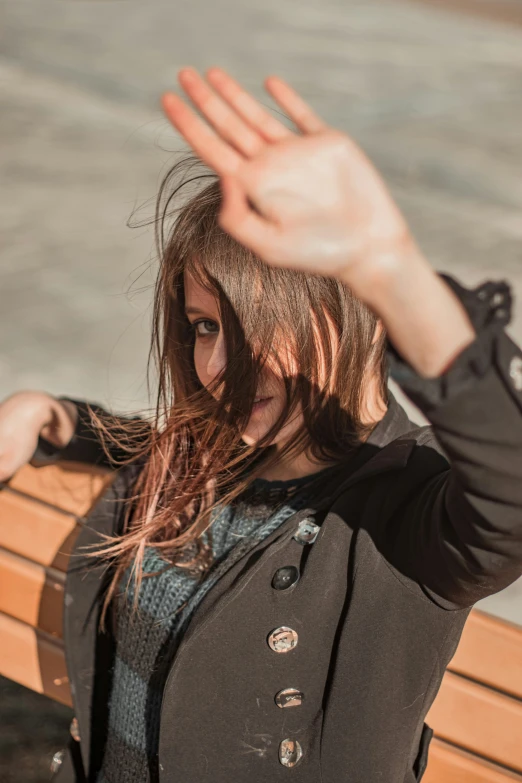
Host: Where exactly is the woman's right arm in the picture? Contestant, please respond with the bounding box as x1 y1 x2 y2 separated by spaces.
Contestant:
0 391 145 481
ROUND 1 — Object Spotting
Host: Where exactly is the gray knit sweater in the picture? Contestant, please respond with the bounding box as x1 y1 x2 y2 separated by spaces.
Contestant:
96 465 343 783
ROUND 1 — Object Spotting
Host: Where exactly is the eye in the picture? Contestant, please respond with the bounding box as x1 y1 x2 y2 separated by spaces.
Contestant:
188 319 219 339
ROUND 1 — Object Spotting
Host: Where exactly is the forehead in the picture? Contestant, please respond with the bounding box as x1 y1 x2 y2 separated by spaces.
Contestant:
184 270 219 313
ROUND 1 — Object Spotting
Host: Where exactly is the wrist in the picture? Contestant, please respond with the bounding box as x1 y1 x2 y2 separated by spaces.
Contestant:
338 232 426 309
351 256 477 378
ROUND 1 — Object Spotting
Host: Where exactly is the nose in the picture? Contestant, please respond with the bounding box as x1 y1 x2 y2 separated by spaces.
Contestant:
206 332 227 381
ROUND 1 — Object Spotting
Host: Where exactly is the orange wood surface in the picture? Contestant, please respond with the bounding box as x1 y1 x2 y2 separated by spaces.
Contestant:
0 489 80 570
0 611 72 707
425 738 522 783
448 609 522 701
0 547 64 637
427 670 522 772
0 462 112 709
7 461 114 517
0 461 113 570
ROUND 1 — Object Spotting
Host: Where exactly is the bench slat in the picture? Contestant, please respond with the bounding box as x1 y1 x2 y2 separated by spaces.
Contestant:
425 738 522 782
449 610 522 701
0 489 79 570
6 461 113 517
427 671 522 773
0 546 64 637
0 611 72 707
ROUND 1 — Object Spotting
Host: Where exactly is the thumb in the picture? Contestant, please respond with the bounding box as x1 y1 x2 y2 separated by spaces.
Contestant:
218 175 282 259
219 174 251 224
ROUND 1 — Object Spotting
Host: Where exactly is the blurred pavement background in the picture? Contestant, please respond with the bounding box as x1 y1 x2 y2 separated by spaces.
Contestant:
1 0 521 778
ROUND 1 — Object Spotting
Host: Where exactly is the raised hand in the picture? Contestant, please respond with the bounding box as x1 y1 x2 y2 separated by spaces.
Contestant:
161 68 422 300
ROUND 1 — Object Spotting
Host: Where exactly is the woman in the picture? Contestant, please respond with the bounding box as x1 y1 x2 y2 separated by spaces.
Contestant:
1 69 521 783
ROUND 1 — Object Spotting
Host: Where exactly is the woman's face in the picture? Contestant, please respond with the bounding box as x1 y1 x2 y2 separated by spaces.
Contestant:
184 270 305 448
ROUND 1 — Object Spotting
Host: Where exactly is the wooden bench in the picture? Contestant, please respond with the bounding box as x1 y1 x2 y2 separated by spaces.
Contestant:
0 461 114 704
1 462 521 781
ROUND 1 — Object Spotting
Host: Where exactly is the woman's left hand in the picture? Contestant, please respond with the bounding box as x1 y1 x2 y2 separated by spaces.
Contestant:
161 68 424 302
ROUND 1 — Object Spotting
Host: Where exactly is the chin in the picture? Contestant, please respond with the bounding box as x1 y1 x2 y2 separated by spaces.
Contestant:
241 424 278 448
241 431 271 447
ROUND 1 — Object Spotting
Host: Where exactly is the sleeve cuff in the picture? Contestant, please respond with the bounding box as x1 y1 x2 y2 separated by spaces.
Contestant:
30 397 112 467
30 434 64 466
386 272 514 415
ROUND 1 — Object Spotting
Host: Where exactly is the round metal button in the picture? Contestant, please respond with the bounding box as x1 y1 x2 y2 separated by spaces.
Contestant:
70 717 81 742
267 626 298 653
279 738 303 767
50 749 65 774
509 356 522 391
275 688 304 708
272 566 300 591
293 518 320 545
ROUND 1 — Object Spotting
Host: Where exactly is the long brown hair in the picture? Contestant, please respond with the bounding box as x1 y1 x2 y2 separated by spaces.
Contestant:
82 153 389 631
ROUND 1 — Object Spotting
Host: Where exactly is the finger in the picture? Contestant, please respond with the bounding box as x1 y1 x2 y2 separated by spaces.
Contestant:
206 67 294 143
219 176 285 260
178 68 266 158
161 92 243 176
263 76 328 134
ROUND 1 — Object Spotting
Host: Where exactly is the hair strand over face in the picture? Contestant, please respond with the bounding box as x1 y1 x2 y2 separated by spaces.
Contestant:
81 153 389 632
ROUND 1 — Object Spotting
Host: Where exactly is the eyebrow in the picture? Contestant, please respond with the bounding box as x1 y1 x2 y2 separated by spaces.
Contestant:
184 307 207 315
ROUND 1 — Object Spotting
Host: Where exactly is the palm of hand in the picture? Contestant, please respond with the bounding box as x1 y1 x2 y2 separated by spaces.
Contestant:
161 69 413 290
